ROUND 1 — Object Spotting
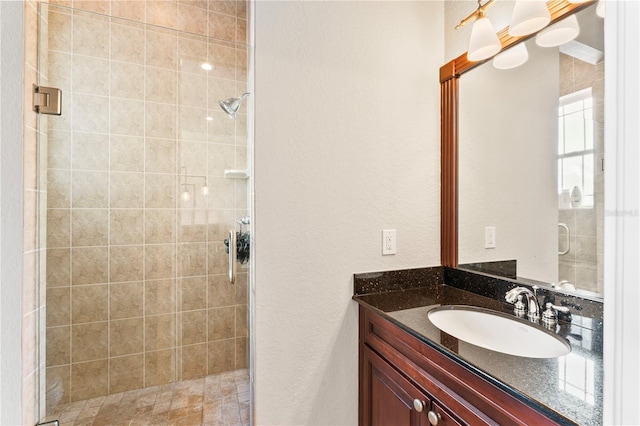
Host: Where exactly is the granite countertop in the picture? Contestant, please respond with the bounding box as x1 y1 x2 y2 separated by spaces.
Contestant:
353 267 603 426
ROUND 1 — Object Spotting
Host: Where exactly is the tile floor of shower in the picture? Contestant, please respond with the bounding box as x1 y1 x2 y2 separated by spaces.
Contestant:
43 369 250 426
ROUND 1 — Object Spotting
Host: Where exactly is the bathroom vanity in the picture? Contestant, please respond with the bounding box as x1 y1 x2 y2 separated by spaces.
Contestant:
353 267 603 426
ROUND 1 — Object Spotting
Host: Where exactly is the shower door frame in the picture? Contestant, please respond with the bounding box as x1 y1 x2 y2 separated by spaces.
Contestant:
37 1 255 421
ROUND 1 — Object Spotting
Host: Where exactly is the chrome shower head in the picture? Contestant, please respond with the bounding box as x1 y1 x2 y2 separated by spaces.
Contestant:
218 93 250 119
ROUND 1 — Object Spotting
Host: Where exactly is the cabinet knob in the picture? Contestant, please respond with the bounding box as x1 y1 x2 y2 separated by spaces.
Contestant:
427 410 441 425
413 399 425 412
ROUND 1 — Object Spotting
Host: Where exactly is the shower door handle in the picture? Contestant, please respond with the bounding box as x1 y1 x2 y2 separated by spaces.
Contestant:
228 229 236 284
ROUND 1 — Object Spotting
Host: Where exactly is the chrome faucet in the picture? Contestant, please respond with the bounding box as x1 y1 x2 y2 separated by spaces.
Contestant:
505 287 540 320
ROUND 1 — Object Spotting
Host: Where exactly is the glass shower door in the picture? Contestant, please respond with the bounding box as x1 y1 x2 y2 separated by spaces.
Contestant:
39 3 251 421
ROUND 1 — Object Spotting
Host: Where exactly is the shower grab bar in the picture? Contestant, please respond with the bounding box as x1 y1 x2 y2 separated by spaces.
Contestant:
228 229 236 284
558 223 570 255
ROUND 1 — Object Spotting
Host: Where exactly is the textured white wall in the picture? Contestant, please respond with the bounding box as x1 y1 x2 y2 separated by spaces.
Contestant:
0 4 3 422
0 2 24 425
458 40 559 283
253 1 443 424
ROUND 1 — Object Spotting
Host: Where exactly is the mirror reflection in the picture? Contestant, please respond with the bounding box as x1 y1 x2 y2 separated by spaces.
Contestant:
458 4 604 296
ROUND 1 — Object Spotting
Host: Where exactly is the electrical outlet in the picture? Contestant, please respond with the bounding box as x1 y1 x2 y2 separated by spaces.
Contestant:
383 229 396 255
485 226 496 249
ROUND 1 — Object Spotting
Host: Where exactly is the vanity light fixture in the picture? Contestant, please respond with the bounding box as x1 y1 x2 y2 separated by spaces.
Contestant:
535 14 580 47
493 42 529 69
508 0 551 37
456 0 502 62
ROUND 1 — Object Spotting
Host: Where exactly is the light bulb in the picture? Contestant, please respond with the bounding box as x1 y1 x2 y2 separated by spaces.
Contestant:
201 63 213 71
205 116 213 122
182 190 191 201
467 16 502 62
202 185 209 195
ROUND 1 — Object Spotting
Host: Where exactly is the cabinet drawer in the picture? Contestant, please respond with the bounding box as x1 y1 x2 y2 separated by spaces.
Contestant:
360 306 563 426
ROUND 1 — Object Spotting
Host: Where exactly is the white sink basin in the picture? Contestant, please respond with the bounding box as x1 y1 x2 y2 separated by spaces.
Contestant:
427 305 571 358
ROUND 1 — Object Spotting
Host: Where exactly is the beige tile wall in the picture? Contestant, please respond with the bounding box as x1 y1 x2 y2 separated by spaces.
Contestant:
44 1 250 408
558 53 604 294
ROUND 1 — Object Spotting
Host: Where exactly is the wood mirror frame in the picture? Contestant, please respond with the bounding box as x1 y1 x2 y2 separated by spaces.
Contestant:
439 0 596 267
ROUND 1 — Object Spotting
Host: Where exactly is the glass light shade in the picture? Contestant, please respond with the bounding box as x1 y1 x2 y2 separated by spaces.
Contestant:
493 43 529 69
596 1 605 18
509 0 551 37
535 15 580 47
467 17 502 62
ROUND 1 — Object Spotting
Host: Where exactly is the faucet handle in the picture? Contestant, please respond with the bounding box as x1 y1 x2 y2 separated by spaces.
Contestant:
542 302 572 327
542 302 558 327
514 295 526 317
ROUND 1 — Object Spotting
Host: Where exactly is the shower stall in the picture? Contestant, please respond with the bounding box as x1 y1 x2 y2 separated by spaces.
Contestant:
36 1 253 423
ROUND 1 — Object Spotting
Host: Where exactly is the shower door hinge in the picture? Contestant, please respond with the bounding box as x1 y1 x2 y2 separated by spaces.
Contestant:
33 84 62 115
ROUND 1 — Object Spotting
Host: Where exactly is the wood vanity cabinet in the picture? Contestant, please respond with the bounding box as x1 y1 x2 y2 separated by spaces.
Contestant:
359 305 565 426
363 345 462 426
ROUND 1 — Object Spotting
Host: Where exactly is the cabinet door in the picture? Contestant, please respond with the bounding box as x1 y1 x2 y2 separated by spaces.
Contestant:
363 346 430 426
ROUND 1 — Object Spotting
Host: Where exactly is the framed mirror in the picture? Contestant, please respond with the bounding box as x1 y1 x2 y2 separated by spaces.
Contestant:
440 0 604 298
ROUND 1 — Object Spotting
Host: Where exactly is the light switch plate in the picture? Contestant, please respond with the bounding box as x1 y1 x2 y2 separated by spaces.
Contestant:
485 226 496 249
